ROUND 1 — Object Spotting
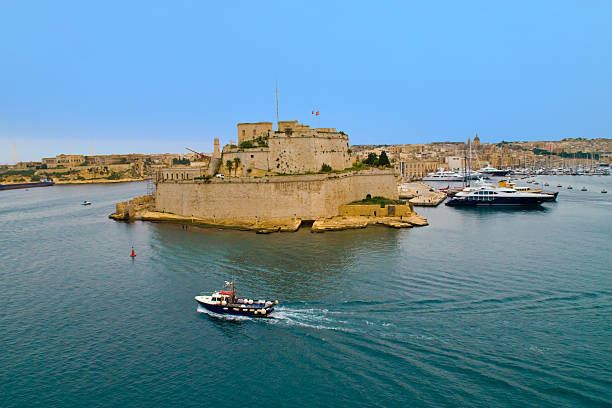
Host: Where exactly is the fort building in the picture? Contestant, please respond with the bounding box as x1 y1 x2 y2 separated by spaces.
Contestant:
237 122 273 144
117 119 418 231
224 120 352 175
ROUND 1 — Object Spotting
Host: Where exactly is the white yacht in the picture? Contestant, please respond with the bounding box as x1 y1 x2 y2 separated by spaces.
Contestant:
457 169 486 180
478 166 511 177
422 169 464 181
445 181 558 207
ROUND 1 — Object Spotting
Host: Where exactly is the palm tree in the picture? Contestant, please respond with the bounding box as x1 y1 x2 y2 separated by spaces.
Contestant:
225 160 233 177
233 157 241 177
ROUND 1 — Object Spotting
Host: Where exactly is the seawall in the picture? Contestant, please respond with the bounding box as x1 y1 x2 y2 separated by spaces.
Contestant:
155 170 397 220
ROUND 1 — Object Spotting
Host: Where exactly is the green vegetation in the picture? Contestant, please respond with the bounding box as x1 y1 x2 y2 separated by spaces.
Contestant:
107 172 122 180
364 152 378 166
225 160 233 175
346 162 369 171
532 148 599 160
30 174 41 182
363 151 391 168
233 157 241 176
194 175 212 183
349 196 403 207
320 163 332 172
0 169 36 177
172 158 190 165
378 151 390 167
239 136 268 149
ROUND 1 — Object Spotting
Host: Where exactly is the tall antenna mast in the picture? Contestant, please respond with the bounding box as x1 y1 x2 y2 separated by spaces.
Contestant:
275 74 279 128
13 141 18 164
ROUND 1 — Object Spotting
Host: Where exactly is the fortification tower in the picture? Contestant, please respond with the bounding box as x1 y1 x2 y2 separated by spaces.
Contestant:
237 122 273 144
213 138 220 158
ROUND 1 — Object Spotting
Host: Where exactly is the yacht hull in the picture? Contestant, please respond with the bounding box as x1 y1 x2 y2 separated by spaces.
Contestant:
196 299 275 318
446 196 546 206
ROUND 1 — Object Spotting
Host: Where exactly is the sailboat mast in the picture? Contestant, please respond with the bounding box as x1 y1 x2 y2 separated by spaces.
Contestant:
469 137 472 183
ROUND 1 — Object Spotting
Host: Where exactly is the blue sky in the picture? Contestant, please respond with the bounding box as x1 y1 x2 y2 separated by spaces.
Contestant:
1 1 610 163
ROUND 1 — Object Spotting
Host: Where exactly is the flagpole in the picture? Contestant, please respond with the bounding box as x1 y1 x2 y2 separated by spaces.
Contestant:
275 74 279 129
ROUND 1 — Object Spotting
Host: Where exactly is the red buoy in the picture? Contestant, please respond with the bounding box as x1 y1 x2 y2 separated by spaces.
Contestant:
130 247 136 257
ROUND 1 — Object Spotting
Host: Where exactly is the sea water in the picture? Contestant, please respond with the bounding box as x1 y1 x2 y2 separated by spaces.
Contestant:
0 177 610 407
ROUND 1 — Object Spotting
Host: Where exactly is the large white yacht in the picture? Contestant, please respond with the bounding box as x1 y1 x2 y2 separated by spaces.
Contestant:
445 181 558 207
457 169 486 180
422 169 464 181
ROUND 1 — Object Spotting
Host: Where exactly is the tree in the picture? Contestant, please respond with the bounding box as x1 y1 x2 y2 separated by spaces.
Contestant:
320 163 332 172
378 151 390 167
225 160 233 176
364 152 378 166
233 157 241 177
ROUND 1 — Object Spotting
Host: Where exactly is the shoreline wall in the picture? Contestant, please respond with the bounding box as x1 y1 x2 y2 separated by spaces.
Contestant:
154 170 397 220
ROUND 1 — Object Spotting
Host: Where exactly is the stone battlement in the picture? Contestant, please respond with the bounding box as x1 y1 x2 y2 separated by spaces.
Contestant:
155 170 397 221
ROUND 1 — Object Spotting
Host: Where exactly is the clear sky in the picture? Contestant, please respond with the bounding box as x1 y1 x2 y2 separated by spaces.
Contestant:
1 1 610 163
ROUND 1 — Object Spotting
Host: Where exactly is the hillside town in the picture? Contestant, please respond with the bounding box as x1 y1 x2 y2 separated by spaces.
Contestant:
1 134 610 186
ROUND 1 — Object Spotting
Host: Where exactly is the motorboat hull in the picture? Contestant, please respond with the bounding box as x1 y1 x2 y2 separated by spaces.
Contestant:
480 170 511 177
0 181 55 191
196 298 275 318
446 196 548 206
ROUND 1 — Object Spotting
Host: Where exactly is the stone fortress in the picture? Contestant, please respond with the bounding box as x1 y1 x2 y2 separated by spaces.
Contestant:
223 121 352 175
111 120 428 232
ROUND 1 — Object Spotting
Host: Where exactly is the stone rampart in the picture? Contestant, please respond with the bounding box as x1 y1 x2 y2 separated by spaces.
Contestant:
155 170 397 220
339 203 414 217
269 135 351 173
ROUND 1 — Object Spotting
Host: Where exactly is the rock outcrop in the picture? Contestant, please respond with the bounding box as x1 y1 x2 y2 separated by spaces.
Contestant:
109 195 155 221
311 214 428 232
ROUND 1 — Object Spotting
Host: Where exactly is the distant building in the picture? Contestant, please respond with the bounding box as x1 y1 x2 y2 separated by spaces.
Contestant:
445 156 465 170
41 154 84 168
398 160 443 180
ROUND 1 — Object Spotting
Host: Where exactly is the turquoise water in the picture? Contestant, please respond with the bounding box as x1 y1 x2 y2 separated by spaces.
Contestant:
1 177 611 407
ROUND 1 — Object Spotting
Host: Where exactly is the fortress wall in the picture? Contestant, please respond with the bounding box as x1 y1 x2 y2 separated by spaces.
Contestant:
222 149 270 174
155 170 397 220
237 122 273 143
269 135 351 173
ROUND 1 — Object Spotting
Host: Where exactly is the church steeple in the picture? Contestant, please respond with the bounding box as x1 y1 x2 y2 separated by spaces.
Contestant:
473 133 480 145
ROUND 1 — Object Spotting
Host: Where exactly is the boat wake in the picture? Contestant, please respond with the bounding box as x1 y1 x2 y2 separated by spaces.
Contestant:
197 303 351 330
268 306 355 333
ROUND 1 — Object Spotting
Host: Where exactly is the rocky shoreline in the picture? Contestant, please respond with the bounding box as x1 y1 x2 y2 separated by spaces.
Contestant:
109 195 428 233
